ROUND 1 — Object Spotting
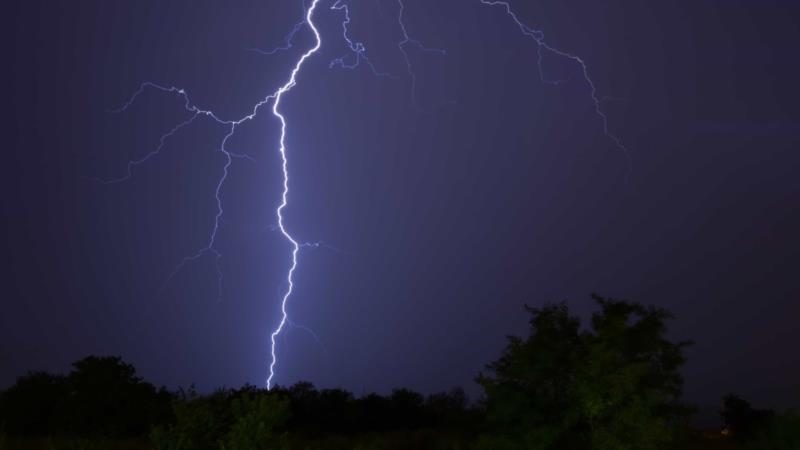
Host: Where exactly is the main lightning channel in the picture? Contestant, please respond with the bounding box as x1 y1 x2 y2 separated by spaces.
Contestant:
267 0 322 390
106 0 625 391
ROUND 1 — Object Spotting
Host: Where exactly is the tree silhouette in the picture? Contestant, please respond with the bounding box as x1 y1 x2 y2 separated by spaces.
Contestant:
0 371 67 435
0 356 171 438
476 294 693 450
721 394 774 441
65 356 171 437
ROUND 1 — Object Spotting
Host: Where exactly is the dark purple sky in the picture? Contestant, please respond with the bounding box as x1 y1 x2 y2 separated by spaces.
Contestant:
3 0 799 411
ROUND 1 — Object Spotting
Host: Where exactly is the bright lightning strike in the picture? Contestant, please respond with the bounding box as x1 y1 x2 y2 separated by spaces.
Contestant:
103 0 323 389
103 0 629 391
267 0 322 390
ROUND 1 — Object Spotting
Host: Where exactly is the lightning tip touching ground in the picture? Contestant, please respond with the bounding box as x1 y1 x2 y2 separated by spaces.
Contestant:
267 0 323 390
101 0 630 392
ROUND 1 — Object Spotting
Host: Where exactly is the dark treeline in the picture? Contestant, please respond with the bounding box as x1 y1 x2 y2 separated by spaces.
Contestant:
1 295 798 450
0 357 479 449
0 356 172 438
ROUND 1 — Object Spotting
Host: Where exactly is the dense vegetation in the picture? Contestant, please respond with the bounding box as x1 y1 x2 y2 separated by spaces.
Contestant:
1 295 796 449
475 297 693 450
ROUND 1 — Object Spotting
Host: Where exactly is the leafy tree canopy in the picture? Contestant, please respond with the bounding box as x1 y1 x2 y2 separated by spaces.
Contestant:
476 294 693 450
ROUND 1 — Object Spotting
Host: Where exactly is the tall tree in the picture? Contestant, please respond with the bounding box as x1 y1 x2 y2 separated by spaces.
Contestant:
66 355 171 437
477 294 692 450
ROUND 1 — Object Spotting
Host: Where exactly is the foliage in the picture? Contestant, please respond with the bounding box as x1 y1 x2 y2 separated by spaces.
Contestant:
746 410 800 450
150 386 231 450
221 393 290 450
10 297 799 450
0 356 172 438
0 371 68 435
721 394 775 441
473 433 532 450
44 436 109 450
476 294 693 450
718 397 799 449
66 356 173 437
150 386 291 450
0 423 6 450
0 353 477 448
275 383 477 435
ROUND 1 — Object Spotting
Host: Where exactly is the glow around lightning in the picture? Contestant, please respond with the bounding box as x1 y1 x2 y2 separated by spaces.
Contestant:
267 0 322 390
105 1 323 389
104 0 629 390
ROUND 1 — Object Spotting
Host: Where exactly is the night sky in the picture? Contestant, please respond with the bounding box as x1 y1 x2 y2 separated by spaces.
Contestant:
4 0 799 412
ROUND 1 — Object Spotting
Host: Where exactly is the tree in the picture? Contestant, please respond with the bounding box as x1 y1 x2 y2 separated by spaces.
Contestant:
425 388 471 428
746 410 800 450
476 294 692 450
0 371 68 435
150 387 290 450
721 394 775 441
0 356 171 438
149 387 230 450
65 356 172 437
222 393 290 450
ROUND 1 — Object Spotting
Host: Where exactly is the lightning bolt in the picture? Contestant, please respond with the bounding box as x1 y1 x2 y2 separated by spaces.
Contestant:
248 20 306 56
102 0 628 391
329 0 392 77
267 0 322 390
247 0 306 57
480 0 631 170
396 0 446 106
103 1 322 389
101 83 255 302
326 0 446 105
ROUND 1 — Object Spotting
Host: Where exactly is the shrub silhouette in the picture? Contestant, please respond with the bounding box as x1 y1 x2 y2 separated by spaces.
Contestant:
0 371 67 435
721 394 774 441
150 386 230 450
0 356 171 438
150 386 291 450
746 410 800 450
65 356 171 437
6 296 795 450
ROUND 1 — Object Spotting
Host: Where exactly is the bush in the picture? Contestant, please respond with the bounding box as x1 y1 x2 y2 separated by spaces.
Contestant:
476 295 692 450
221 393 290 450
150 387 230 450
0 371 67 435
746 410 800 450
151 387 291 450
46 437 108 450
721 394 774 441
0 356 172 438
